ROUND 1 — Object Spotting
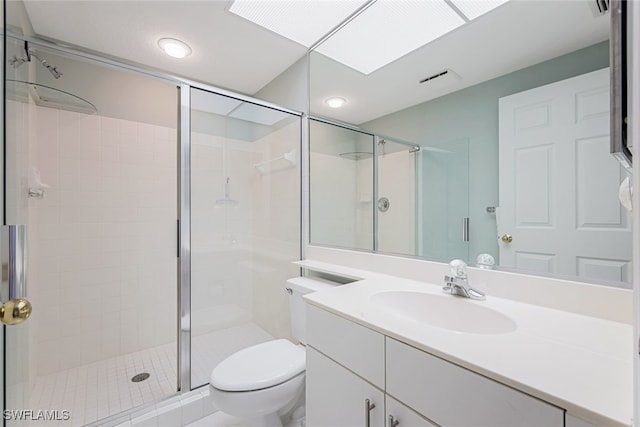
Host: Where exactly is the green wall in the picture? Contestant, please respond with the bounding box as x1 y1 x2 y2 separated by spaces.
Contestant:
364 41 610 264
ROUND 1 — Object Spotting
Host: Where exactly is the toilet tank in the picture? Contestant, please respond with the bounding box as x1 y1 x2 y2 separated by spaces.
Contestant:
286 277 336 344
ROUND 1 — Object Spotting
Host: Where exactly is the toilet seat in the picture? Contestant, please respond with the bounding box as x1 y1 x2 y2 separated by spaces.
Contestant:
210 339 305 392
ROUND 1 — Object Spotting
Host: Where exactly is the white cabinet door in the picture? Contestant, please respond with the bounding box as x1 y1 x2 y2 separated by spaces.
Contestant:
306 347 384 427
386 396 438 427
498 68 632 281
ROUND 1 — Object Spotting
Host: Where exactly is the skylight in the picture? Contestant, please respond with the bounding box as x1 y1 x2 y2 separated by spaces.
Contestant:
228 0 511 75
228 0 369 47
315 0 465 75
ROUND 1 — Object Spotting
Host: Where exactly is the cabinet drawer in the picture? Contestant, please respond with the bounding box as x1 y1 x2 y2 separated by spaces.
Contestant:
386 338 564 427
307 304 385 388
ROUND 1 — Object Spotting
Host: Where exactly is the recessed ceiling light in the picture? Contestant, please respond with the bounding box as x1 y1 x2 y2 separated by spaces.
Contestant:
228 0 368 47
158 38 192 59
315 0 465 75
325 97 347 108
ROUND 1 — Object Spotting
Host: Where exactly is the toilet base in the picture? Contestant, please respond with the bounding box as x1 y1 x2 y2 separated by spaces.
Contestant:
245 412 283 427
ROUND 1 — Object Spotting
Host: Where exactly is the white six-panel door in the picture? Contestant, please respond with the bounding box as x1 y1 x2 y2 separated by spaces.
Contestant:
498 68 632 282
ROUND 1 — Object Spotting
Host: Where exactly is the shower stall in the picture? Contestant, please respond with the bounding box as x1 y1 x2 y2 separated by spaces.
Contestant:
308 117 470 262
308 118 422 256
1 34 302 426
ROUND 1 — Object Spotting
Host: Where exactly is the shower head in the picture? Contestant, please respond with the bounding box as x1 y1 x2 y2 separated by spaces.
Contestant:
29 51 63 79
8 42 63 79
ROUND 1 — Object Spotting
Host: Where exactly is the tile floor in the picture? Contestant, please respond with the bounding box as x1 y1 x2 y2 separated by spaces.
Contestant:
185 407 305 427
22 323 272 427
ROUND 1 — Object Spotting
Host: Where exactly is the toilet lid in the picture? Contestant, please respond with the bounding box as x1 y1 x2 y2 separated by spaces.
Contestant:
210 339 305 392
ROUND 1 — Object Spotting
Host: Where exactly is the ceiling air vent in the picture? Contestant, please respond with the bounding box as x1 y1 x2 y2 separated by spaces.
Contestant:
590 0 610 16
419 68 461 85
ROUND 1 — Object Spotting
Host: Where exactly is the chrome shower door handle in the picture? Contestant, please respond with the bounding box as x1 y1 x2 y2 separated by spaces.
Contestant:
365 398 376 427
1 225 32 326
462 217 469 242
2 225 28 301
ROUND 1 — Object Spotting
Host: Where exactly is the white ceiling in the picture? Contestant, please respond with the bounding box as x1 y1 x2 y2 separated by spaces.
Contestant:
13 0 609 127
20 0 309 96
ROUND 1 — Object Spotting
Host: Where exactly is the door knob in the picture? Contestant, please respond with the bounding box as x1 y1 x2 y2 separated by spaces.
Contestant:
501 234 513 243
0 298 32 325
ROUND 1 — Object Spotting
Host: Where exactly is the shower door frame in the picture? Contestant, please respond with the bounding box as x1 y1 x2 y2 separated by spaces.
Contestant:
1 32 304 425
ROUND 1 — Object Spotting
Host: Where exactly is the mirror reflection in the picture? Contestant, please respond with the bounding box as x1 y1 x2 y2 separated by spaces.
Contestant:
309 0 632 287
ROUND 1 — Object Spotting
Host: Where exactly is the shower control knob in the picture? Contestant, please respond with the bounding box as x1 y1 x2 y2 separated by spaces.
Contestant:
378 197 390 212
0 298 32 326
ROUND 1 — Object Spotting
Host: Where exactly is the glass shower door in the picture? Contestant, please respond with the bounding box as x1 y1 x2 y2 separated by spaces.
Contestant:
2 34 38 427
2 37 180 426
189 88 301 389
419 138 470 262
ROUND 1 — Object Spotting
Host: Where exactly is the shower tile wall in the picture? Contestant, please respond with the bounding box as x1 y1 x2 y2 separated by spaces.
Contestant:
250 121 301 339
29 106 178 376
377 151 416 255
309 153 358 247
191 132 259 337
309 150 415 253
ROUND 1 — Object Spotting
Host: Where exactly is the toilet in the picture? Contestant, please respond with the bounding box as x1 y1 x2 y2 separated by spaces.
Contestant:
209 277 336 427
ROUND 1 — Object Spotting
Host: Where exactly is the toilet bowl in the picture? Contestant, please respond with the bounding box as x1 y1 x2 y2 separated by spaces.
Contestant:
209 277 336 427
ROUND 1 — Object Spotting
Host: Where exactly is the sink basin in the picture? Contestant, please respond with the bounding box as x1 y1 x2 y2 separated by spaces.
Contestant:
367 291 517 335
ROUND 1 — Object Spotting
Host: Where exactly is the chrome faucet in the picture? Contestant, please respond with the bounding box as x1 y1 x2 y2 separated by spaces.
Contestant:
443 259 486 300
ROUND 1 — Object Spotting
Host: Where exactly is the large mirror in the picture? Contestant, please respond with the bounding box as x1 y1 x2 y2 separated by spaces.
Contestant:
309 0 632 288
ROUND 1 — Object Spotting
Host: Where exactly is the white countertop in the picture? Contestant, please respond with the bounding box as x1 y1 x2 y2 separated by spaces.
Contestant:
298 261 634 427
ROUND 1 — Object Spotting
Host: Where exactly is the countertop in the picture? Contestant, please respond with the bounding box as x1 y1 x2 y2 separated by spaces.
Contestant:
297 260 634 427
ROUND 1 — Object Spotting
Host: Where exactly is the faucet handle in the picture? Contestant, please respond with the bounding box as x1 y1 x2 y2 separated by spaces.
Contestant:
449 259 468 279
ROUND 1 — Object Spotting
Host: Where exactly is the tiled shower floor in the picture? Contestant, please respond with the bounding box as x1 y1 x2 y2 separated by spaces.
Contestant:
24 323 273 426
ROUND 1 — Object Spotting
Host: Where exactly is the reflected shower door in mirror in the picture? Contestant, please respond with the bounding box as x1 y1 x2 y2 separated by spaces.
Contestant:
375 137 470 261
415 139 469 263
309 119 374 251
308 0 631 287
190 88 302 389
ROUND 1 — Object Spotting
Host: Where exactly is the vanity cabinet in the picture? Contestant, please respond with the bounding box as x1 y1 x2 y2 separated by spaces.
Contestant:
306 304 565 427
307 347 385 427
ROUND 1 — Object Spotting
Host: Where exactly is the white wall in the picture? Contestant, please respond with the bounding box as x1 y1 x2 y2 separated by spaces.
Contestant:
29 106 178 375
